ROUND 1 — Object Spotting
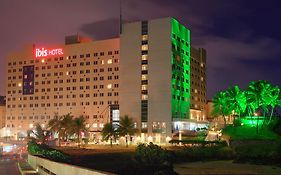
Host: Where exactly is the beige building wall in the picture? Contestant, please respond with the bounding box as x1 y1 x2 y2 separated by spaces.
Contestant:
120 18 173 139
6 38 120 138
119 22 142 128
147 18 172 136
190 47 206 120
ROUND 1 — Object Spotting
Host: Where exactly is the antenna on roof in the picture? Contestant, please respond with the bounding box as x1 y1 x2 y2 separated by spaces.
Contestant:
119 0 122 35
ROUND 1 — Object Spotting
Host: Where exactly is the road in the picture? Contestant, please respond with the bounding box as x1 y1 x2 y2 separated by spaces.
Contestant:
0 140 28 175
0 155 21 175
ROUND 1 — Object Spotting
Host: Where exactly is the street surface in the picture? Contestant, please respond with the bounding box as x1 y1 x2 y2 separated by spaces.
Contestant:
0 140 27 175
0 155 21 175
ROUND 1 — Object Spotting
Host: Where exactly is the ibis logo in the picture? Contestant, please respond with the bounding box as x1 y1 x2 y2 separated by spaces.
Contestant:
35 48 63 58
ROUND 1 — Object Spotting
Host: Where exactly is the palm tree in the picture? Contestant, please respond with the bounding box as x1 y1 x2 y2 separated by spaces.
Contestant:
101 123 118 147
71 116 88 148
28 123 51 145
226 86 247 122
48 113 73 146
212 91 232 127
48 115 61 146
118 115 137 147
268 86 281 124
60 114 74 141
246 80 271 134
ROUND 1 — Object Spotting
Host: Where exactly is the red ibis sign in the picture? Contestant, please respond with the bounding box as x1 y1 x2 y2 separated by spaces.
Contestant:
35 48 63 58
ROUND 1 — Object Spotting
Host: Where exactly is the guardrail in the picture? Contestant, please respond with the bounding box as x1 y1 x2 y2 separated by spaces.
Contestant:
17 160 38 175
28 154 113 175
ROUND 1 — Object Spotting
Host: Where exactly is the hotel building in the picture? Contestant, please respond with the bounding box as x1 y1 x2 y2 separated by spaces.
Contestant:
5 17 206 141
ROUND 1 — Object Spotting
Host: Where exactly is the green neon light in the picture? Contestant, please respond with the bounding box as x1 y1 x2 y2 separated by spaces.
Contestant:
241 116 265 126
171 18 190 119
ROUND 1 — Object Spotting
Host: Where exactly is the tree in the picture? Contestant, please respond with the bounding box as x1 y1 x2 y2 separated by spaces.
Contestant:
267 86 281 123
60 114 74 141
28 123 51 145
212 91 232 127
48 113 73 146
101 123 118 147
70 116 88 148
247 80 271 134
118 115 138 147
226 86 247 122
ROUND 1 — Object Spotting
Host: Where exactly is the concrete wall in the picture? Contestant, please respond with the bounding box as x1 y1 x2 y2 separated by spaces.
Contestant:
147 18 172 136
119 21 142 127
28 154 112 175
120 18 173 138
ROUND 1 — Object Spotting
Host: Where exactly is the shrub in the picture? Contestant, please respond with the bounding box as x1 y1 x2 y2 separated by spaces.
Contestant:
135 143 176 175
233 141 280 164
28 141 70 162
173 144 234 163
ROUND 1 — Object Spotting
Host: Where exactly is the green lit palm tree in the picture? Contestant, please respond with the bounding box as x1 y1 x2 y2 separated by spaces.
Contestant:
71 116 88 148
101 123 118 147
28 123 51 145
118 115 138 147
226 86 247 122
268 86 281 123
212 91 232 127
246 80 271 133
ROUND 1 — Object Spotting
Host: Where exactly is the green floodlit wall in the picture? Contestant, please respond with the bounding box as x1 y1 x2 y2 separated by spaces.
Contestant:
171 18 191 119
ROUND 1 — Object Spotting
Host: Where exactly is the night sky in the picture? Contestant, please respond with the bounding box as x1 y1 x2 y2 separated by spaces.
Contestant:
1 0 281 99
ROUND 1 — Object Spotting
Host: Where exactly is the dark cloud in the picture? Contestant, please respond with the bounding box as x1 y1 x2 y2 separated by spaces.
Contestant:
80 18 120 40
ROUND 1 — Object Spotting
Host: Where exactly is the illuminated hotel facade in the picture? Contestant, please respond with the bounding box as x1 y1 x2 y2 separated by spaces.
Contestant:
5 17 206 141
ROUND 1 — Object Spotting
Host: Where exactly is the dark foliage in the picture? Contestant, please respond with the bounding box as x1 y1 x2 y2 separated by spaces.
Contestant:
131 143 177 175
28 141 70 162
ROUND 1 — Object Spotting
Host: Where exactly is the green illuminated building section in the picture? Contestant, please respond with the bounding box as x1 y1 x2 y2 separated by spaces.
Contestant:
171 18 191 119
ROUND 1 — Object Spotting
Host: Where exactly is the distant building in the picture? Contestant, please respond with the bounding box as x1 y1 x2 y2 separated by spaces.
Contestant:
0 96 6 129
205 100 214 120
190 47 206 121
5 17 207 141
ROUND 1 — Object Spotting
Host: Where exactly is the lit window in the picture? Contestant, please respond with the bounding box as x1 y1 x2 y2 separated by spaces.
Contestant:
93 123 97 128
142 55 148 60
142 35 148 41
141 122 147 128
141 85 147 90
112 110 120 121
141 44 148 51
29 123 33 128
141 75 147 80
200 63 204 67
41 59 45 63
66 71 69 75
18 83 22 87
99 123 104 128
101 60 104 65
194 89 198 93
107 84 112 89
107 59 112 64
142 65 148 70
141 94 148 100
